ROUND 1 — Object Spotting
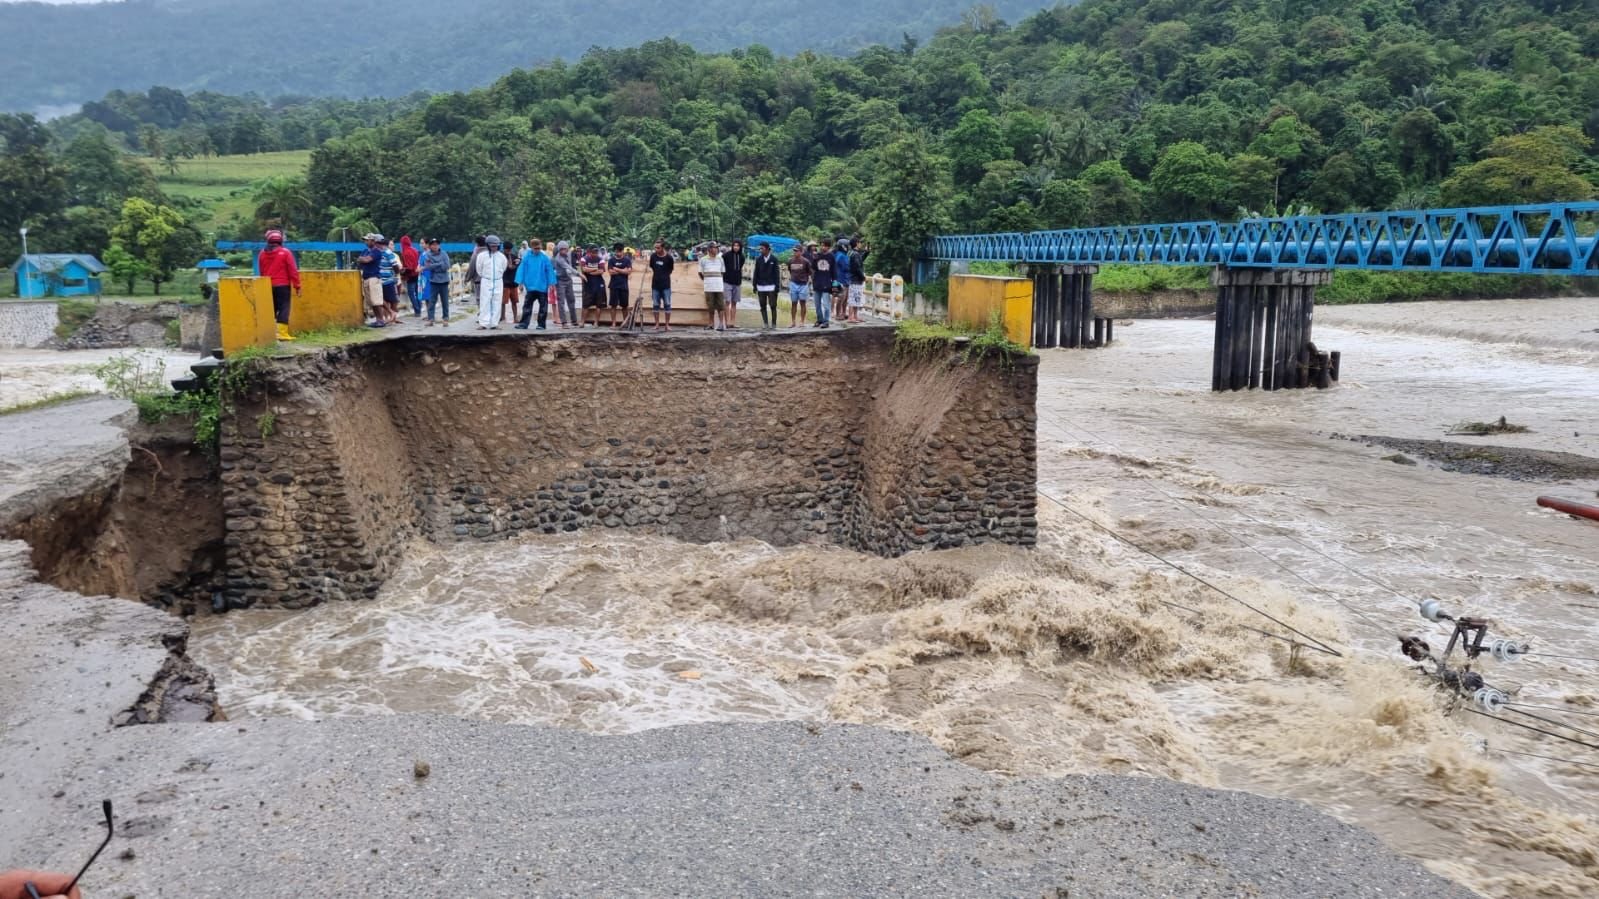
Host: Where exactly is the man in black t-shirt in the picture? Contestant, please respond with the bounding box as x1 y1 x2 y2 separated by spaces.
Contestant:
648 240 675 332
606 243 633 328
580 246 607 326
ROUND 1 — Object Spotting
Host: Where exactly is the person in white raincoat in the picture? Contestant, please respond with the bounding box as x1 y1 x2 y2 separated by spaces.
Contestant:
476 235 509 329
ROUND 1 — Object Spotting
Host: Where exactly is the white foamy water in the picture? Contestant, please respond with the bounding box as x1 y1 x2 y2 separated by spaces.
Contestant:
192 297 1599 898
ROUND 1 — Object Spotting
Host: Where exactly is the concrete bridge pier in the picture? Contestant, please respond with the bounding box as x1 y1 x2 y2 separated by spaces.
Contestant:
1211 267 1335 392
1028 264 1110 349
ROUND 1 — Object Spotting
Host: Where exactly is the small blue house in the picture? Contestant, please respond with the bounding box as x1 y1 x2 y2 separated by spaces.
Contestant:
12 254 106 298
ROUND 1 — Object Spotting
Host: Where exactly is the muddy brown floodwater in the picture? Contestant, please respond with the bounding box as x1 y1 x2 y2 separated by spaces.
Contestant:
192 298 1599 898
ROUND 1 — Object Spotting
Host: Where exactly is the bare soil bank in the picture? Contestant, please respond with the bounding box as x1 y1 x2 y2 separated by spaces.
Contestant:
2 417 223 611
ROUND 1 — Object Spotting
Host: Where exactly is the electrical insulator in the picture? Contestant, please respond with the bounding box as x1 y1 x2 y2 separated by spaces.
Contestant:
1399 636 1431 662
1473 688 1508 713
1489 639 1527 664
1419 599 1451 622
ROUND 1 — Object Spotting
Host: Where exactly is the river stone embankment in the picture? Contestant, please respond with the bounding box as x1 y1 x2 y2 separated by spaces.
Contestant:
0 351 1472 898
222 329 1039 608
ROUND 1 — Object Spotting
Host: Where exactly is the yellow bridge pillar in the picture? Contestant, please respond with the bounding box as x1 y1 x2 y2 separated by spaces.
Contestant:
948 273 1033 348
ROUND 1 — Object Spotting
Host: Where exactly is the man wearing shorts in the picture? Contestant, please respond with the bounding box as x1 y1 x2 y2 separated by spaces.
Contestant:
846 239 868 322
648 240 674 331
358 234 392 327
378 236 402 323
786 244 812 327
606 242 632 328
698 240 726 331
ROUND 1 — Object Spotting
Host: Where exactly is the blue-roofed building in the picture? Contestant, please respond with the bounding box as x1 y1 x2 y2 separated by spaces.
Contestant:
12 254 106 298
196 258 231 284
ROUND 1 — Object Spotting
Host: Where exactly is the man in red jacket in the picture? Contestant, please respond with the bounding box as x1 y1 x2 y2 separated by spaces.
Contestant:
258 229 301 341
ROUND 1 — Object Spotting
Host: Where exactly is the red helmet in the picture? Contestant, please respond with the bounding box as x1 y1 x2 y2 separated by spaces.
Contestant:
264 229 285 244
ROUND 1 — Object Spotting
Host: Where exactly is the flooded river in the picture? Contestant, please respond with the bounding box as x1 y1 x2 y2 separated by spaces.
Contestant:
191 298 1599 897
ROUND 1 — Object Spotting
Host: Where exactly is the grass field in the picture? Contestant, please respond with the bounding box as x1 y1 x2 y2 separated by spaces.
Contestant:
156 149 313 234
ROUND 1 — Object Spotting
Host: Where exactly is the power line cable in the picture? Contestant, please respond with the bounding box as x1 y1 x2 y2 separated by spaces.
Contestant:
1039 418 1403 634
1037 488 1343 657
1489 746 1599 773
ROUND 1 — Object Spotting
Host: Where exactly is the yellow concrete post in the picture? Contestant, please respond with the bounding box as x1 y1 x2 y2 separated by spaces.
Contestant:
217 277 276 354
949 273 1034 346
288 270 365 334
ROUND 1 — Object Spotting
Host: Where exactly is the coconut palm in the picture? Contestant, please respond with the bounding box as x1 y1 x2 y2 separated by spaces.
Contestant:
251 175 312 235
825 196 867 236
325 205 376 243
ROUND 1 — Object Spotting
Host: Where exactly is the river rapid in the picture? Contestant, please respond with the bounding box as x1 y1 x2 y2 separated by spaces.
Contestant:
192 298 1599 898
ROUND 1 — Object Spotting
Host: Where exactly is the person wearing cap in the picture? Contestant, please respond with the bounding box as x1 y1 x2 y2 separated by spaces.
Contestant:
420 238 452 325
357 234 391 327
698 240 726 331
258 229 301 341
515 238 556 330
648 239 674 332
579 246 607 326
475 235 509 329
606 242 633 328
552 241 579 328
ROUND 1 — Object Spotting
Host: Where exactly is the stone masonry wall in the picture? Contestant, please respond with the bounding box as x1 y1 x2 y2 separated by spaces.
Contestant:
0 301 59 348
58 301 182 349
222 329 1036 608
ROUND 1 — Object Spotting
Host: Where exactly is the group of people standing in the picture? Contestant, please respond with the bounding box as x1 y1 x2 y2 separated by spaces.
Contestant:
689 236 871 331
344 231 870 333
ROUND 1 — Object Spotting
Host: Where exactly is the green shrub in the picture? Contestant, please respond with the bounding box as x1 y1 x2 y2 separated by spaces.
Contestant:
53 298 98 339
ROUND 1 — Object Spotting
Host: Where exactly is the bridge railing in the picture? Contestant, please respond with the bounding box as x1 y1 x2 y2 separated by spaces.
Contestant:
924 202 1599 277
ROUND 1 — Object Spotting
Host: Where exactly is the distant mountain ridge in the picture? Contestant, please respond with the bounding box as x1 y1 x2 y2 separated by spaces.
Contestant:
0 0 1060 112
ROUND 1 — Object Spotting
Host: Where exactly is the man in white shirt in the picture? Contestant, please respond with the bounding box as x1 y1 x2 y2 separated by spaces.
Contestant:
698 240 726 332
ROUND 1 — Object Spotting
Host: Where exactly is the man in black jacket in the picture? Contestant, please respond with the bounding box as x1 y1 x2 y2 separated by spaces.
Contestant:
751 242 783 329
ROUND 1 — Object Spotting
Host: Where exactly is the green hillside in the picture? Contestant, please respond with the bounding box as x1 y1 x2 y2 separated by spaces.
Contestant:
156 150 313 234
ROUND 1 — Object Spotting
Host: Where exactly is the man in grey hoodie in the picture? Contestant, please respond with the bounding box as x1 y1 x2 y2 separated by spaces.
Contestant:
552 241 579 328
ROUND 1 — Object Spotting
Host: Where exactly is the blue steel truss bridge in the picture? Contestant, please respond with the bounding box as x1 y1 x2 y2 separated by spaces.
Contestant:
920 202 1599 392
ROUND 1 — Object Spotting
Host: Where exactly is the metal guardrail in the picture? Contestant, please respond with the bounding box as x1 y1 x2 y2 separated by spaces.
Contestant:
924 202 1599 276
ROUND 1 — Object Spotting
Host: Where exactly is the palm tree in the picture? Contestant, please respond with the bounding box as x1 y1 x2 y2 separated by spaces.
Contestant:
325 205 376 243
1061 117 1109 172
1019 166 1055 203
825 196 867 236
1033 121 1065 168
251 175 312 235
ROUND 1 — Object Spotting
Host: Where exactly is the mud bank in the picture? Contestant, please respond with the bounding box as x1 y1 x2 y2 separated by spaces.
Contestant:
221 329 1038 608
1351 434 1599 482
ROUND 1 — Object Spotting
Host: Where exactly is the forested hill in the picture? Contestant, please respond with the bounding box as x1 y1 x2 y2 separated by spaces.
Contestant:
2 0 1595 282
0 0 1053 112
